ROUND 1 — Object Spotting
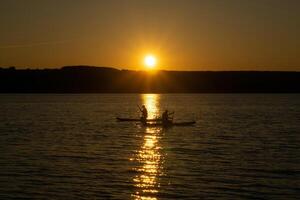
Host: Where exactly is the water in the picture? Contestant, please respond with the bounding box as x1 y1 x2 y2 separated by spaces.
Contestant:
0 94 299 199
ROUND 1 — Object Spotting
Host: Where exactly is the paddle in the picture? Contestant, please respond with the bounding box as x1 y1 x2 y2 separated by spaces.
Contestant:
169 111 175 115
169 111 175 121
137 105 142 113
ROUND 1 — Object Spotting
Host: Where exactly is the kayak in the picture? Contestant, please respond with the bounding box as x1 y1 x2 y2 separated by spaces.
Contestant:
143 121 196 127
116 117 196 127
116 117 161 122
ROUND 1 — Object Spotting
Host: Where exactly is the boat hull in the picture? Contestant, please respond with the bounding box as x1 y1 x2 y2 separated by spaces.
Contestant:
116 117 161 122
144 121 196 127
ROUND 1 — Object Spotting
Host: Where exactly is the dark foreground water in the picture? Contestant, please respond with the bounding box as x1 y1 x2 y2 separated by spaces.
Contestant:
0 94 299 199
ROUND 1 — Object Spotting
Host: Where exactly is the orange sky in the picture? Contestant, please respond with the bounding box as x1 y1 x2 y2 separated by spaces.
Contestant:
0 0 300 71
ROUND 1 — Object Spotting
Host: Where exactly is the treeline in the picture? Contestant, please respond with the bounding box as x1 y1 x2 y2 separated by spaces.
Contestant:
0 66 299 93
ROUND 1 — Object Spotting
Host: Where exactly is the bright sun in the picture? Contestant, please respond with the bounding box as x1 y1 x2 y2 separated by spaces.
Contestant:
144 55 157 69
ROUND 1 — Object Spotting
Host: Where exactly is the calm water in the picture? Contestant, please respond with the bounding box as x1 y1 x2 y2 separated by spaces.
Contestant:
0 94 299 199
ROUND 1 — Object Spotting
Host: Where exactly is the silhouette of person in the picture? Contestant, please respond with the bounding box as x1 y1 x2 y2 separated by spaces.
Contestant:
162 109 174 126
162 110 170 124
140 105 148 124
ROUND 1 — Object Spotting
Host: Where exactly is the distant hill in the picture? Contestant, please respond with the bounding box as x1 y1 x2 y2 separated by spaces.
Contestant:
0 66 299 93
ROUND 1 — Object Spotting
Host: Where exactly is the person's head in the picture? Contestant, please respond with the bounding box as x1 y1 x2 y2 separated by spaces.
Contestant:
165 109 168 113
142 105 145 108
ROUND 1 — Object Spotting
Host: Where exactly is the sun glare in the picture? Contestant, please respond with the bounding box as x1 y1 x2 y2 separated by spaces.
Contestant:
144 55 157 69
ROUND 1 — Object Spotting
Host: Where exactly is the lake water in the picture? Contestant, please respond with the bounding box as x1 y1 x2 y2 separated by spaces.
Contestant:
0 94 299 199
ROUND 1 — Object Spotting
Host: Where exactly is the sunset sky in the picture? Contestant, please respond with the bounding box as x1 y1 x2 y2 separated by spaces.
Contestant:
0 0 299 71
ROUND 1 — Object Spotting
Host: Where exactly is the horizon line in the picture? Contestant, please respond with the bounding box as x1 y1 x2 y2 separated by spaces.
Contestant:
1 65 300 72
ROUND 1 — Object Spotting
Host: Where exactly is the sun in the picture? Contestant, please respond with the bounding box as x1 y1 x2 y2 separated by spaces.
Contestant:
144 55 157 69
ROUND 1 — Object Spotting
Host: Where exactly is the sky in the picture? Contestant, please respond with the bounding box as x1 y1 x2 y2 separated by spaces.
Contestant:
0 0 299 71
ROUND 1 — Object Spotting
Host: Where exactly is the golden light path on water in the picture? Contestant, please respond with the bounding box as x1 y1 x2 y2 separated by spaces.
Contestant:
132 94 164 200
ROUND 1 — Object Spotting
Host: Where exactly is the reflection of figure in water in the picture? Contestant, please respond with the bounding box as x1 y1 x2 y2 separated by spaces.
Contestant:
139 105 148 124
162 110 174 125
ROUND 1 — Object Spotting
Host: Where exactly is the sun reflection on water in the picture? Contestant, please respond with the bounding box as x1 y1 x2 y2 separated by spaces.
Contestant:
131 94 163 200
